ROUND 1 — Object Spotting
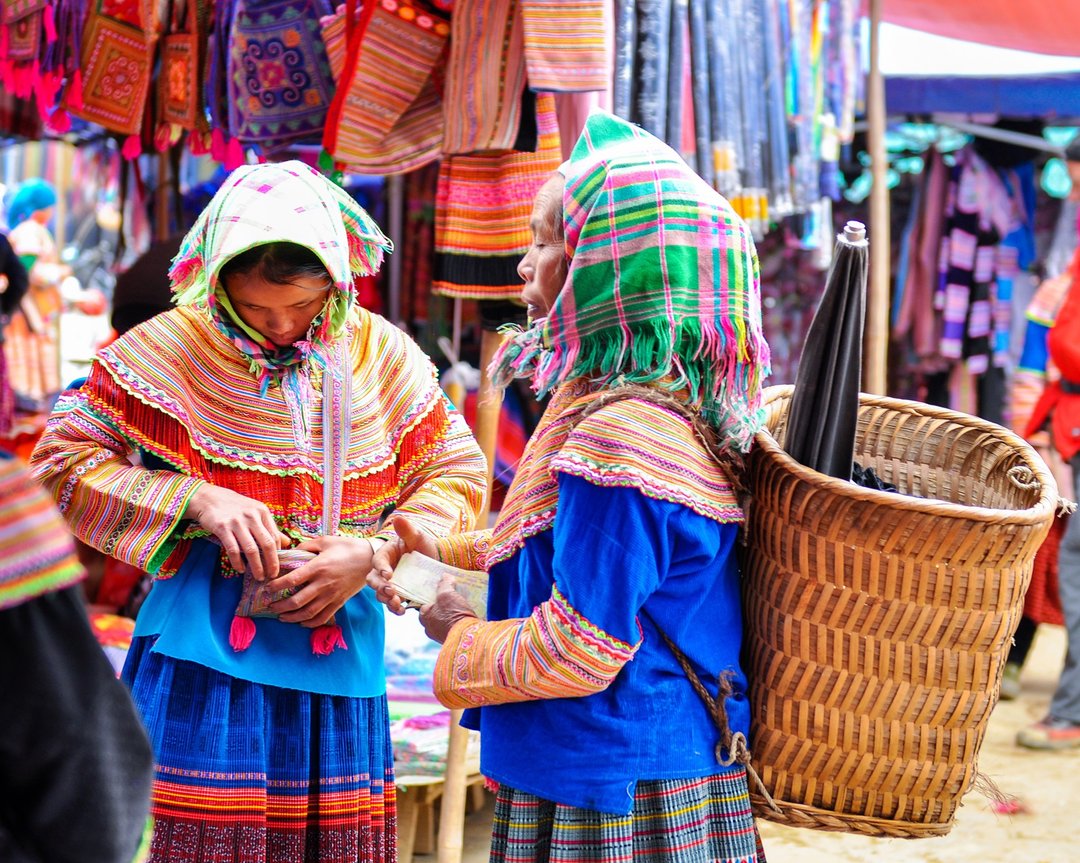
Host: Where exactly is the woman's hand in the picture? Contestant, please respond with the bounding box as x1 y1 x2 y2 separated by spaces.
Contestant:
185 483 290 580
418 575 478 644
268 535 380 627
367 517 439 615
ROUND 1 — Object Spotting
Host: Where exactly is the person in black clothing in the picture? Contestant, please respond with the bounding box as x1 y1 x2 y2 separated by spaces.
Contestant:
0 451 154 863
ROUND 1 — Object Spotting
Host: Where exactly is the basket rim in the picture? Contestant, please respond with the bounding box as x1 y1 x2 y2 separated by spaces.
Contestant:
755 385 1059 526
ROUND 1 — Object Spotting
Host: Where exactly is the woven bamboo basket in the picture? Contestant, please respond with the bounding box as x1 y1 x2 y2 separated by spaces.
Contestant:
742 385 1059 838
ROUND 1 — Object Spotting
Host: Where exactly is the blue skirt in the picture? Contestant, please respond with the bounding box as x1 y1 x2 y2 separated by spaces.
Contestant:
123 635 397 863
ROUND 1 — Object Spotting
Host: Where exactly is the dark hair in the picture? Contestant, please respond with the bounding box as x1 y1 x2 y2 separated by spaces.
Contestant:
219 242 331 286
1065 136 1080 164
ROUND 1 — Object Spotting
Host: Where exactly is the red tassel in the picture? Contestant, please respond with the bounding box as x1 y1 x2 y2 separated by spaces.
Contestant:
187 129 210 155
43 4 57 43
154 123 172 152
121 134 142 160
311 624 347 656
69 68 84 110
229 615 257 651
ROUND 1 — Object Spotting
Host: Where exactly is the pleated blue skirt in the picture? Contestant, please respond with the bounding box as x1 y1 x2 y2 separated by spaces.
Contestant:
123 635 397 863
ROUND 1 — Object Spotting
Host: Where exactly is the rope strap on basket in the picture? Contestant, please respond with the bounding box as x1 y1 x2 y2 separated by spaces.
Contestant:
642 609 780 813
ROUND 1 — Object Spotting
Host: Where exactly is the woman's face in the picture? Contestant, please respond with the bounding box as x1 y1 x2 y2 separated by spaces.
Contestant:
518 178 567 321
222 271 332 348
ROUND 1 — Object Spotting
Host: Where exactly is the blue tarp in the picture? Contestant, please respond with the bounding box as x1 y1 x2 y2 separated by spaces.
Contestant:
886 72 1080 119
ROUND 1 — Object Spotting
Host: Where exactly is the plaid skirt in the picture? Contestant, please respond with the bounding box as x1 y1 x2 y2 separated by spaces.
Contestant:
123 636 396 863
489 769 766 863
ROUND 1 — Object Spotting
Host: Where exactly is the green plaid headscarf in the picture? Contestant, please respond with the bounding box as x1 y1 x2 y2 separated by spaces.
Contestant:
492 111 770 452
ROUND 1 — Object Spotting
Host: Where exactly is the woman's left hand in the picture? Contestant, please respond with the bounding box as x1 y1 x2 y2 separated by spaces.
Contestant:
268 536 383 627
418 575 478 643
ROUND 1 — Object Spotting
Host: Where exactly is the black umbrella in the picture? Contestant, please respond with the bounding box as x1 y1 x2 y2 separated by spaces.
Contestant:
783 221 868 481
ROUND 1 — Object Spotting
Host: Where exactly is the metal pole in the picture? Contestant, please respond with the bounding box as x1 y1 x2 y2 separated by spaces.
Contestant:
864 0 889 396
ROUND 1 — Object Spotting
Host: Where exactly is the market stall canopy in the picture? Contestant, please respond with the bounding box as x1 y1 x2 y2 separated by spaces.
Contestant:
880 23 1080 118
880 0 1080 57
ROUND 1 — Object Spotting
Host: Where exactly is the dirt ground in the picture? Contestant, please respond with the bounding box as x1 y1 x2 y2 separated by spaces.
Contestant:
456 624 1077 863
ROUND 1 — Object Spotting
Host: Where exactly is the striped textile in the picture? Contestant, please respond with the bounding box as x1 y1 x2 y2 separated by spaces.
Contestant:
551 397 743 525
491 110 770 452
521 0 611 92
488 769 765 863
123 636 396 863
433 585 640 708
441 0 527 154
484 378 741 571
483 379 599 569
433 92 562 301
436 529 492 570
29 306 486 579
322 0 447 174
0 453 85 609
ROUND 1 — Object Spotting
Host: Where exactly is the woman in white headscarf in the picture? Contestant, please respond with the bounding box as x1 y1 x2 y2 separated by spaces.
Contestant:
30 161 487 862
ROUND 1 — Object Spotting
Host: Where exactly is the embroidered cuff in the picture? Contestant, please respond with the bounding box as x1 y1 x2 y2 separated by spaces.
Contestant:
433 586 641 709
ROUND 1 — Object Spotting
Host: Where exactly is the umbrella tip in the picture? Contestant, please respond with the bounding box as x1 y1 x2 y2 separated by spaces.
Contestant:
843 221 866 243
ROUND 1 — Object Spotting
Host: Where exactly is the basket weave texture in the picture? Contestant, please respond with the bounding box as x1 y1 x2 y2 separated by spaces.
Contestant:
742 386 1058 838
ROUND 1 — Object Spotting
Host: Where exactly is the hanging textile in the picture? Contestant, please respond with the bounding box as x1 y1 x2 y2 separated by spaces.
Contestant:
322 0 448 174
433 92 562 301
398 162 439 327
0 0 44 107
226 0 335 151
520 0 610 93
64 0 154 136
441 0 527 154
156 0 205 133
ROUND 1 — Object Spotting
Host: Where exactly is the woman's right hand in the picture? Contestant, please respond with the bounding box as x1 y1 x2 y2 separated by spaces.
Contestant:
367 517 438 615
185 483 290 580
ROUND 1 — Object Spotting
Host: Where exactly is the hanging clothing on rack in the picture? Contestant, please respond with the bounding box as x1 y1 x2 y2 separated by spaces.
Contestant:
432 93 562 302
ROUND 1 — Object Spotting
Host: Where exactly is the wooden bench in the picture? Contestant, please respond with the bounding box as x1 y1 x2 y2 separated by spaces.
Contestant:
396 772 487 863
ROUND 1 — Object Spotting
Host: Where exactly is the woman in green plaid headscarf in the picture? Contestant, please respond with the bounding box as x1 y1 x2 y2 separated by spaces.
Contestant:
371 112 772 863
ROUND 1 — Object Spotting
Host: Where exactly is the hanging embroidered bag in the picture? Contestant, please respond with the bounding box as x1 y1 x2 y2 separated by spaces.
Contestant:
157 0 202 129
322 0 447 174
65 0 153 135
226 0 335 150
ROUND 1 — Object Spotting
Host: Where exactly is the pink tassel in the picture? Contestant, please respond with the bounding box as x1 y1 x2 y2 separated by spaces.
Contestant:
121 134 142 160
68 68 84 109
311 624 347 655
47 108 71 132
13 63 32 98
210 127 226 161
229 615 257 651
43 4 57 43
0 22 9 57
224 137 245 170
